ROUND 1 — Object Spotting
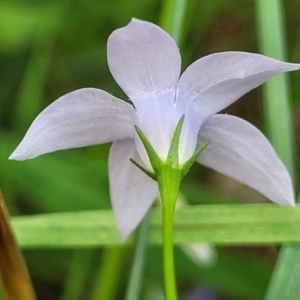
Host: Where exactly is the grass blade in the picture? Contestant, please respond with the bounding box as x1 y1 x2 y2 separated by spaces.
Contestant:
11 204 300 248
255 0 300 299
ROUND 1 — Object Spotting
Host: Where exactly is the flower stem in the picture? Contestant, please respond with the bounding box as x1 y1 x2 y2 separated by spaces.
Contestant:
157 165 181 300
162 205 177 300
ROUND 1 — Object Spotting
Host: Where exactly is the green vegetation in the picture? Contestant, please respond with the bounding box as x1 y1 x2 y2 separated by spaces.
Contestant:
1 0 300 299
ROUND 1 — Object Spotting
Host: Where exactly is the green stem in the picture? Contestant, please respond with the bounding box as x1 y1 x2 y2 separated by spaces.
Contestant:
162 205 177 299
158 165 181 300
160 0 188 46
91 247 126 300
158 0 188 297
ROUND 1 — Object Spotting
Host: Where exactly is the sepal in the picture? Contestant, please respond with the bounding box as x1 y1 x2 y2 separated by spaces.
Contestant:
129 158 157 180
167 115 185 167
134 125 162 173
181 141 209 178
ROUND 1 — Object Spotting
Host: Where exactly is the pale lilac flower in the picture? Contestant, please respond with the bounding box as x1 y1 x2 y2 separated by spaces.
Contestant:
10 19 299 238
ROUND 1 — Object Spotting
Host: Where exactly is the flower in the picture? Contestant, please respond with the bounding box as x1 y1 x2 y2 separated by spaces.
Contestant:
10 19 299 239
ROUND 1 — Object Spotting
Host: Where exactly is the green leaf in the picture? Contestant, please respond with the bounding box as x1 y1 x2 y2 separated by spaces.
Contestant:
264 245 300 300
12 204 300 248
255 0 299 299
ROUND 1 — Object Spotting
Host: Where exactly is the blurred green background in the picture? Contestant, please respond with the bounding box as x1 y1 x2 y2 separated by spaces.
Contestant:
1 0 300 299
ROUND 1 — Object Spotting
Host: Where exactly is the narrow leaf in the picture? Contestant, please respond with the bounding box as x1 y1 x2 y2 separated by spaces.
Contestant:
12 204 300 248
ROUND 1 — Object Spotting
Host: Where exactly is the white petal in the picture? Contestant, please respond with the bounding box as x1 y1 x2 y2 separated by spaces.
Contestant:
177 52 300 121
178 106 203 163
197 114 294 206
10 88 135 160
107 19 181 105
132 91 197 167
109 138 158 239
132 91 182 167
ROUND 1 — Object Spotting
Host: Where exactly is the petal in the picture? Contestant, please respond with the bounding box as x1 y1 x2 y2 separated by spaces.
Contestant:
10 88 135 160
178 106 203 163
177 52 300 121
107 19 181 105
197 114 294 206
132 92 197 167
132 91 181 167
109 138 158 239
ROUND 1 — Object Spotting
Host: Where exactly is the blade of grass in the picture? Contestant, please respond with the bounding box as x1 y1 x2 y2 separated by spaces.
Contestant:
11 204 300 248
125 212 151 300
90 247 126 300
255 0 296 179
160 0 188 46
264 245 300 300
60 250 94 300
255 1 300 299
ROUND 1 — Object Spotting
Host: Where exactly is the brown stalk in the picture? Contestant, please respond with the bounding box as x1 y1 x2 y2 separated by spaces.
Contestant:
0 189 36 300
